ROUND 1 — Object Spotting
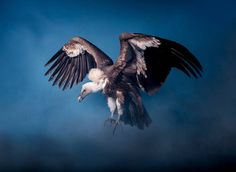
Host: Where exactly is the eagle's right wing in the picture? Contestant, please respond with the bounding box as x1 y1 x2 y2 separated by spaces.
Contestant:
45 36 113 90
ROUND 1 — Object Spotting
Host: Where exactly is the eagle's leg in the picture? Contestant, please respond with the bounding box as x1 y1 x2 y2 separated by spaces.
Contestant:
116 98 123 123
104 97 117 126
113 96 124 135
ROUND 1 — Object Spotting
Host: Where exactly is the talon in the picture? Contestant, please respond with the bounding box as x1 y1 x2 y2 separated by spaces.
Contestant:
111 119 116 124
113 120 121 135
104 116 122 135
104 117 116 127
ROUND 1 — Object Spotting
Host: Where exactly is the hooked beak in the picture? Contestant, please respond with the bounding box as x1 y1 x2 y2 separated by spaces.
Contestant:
77 95 83 103
77 90 88 103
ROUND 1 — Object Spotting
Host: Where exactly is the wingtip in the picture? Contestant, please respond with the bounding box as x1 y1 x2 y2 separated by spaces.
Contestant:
44 62 50 67
48 76 54 82
191 71 203 79
44 71 49 76
62 85 69 91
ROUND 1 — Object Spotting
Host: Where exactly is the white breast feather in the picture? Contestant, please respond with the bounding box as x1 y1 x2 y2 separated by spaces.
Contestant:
88 68 106 83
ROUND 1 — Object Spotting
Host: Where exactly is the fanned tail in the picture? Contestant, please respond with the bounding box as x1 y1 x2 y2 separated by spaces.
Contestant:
121 88 152 129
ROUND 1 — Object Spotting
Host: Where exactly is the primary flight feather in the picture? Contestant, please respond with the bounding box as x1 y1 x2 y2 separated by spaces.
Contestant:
45 33 203 133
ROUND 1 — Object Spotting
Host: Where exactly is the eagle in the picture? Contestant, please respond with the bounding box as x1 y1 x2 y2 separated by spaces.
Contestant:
45 33 202 133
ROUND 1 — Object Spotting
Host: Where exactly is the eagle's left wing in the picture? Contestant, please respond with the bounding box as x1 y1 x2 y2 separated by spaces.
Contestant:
117 33 203 94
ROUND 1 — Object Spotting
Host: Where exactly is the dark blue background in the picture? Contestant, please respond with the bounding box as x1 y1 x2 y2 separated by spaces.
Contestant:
0 0 236 171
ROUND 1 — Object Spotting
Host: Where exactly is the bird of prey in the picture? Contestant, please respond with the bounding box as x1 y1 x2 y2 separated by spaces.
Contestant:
45 33 202 133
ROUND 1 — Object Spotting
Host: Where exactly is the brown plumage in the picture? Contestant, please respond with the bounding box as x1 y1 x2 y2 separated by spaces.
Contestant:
45 33 203 132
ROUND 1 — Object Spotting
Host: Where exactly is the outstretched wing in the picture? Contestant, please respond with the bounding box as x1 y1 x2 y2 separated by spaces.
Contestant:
45 36 113 90
117 33 203 94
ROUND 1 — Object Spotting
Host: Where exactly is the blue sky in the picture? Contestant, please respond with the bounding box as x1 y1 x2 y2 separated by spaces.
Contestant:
0 0 236 171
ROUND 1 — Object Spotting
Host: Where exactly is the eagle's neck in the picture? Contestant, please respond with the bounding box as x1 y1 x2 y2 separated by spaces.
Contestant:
84 79 108 93
90 81 104 92
87 68 108 93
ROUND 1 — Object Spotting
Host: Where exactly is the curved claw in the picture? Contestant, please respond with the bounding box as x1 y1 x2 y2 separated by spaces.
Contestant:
104 117 122 135
113 120 121 135
104 117 116 127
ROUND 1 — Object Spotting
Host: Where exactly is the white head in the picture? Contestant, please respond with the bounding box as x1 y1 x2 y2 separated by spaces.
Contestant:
78 82 103 102
78 68 107 102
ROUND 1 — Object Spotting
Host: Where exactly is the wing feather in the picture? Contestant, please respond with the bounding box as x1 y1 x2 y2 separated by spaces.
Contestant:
63 63 74 90
48 55 67 81
44 52 65 76
52 58 69 86
76 57 81 84
44 49 63 66
171 47 202 76
58 59 72 88
70 57 79 88
78 55 84 82
118 33 203 94
45 36 113 90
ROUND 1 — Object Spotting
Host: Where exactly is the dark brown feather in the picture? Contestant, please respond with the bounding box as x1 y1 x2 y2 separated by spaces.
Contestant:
76 57 81 84
119 76 152 129
44 53 65 76
172 51 198 78
171 48 202 76
58 59 72 88
52 58 70 86
70 58 79 88
78 55 84 82
44 49 63 66
48 55 67 81
81 54 87 77
63 64 74 90
118 33 203 94
45 36 113 90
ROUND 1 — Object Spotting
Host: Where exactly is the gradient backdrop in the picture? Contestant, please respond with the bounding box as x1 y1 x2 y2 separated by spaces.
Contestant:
0 0 236 171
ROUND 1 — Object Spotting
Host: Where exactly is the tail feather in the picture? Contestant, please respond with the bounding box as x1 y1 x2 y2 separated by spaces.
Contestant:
120 91 152 129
